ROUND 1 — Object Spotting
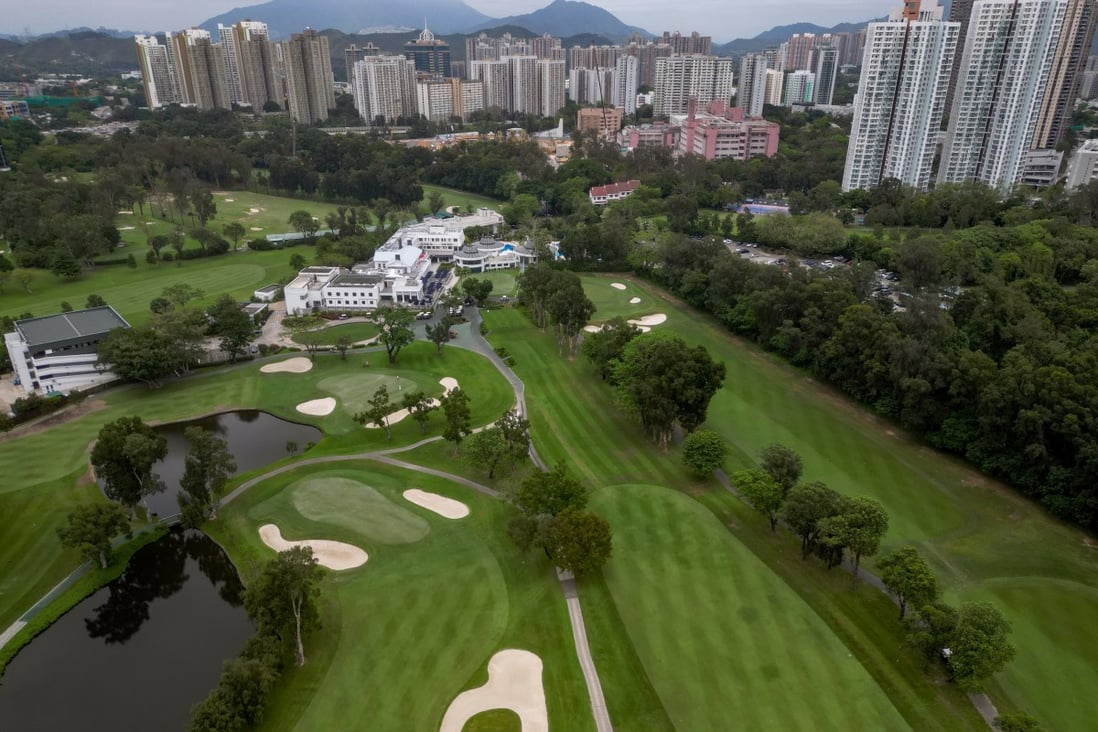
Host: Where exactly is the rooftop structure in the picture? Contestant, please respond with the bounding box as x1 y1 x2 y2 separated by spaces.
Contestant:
5 306 130 395
590 180 641 205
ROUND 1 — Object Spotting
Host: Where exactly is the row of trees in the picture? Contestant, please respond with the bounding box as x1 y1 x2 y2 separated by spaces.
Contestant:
705 441 1017 692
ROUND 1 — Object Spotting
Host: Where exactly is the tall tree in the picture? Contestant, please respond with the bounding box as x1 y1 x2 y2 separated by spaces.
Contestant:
401 390 437 433
820 496 890 587
514 463 587 518
759 444 803 496
426 317 453 354
178 426 237 526
354 385 393 440
681 430 727 476
243 547 324 667
377 308 415 364
546 280 596 357
223 221 246 251
461 277 494 306
497 408 531 463
906 601 959 671
614 332 726 446
950 602 1016 691
56 503 131 568
97 325 178 388
782 481 843 559
545 507 613 576
287 210 319 244
581 317 641 382
733 469 785 531
208 294 253 361
91 416 168 516
440 386 472 454
464 427 511 479
877 546 939 620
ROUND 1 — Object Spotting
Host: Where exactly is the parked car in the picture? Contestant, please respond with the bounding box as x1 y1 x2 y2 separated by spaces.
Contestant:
338 313 350 320
416 311 432 320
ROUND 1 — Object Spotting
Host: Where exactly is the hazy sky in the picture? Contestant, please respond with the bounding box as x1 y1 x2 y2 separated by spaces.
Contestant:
1 0 886 40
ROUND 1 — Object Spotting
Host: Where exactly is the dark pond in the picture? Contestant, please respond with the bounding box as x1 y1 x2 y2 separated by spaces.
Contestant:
145 410 321 517
0 529 253 731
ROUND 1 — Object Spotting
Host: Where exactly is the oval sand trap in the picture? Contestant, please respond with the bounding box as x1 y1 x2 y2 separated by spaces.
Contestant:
629 297 641 304
583 325 603 334
261 357 313 374
610 282 627 290
296 397 336 416
439 650 547 732
628 313 668 327
403 489 469 519
258 524 368 570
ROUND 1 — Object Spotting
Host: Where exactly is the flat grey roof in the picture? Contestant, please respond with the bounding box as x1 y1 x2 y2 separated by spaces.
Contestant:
16 306 130 348
255 284 282 293
332 273 384 286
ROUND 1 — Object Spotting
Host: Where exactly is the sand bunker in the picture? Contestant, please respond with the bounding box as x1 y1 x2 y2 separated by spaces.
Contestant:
364 377 460 428
118 226 135 231
403 489 469 519
261 357 314 374
629 297 641 304
439 650 547 732
258 524 368 570
249 208 260 213
628 313 668 327
296 397 336 416
583 325 603 334
224 198 235 202
250 226 264 231
610 282 627 290
117 210 133 215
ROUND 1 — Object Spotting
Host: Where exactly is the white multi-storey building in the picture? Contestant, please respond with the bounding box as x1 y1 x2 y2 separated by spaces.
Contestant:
939 0 1068 192
353 55 416 124
812 45 839 105
763 69 784 106
569 67 614 105
843 1 959 191
415 78 485 122
612 55 638 114
134 34 182 108
782 70 816 105
538 59 566 116
653 55 735 116
507 55 539 114
470 59 509 110
1065 138 1098 188
738 53 768 116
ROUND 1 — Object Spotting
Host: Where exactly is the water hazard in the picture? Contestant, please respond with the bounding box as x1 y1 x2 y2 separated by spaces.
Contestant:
0 529 253 731
145 409 321 517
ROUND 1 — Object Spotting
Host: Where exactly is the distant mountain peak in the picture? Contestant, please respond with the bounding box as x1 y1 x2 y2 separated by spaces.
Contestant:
468 0 648 40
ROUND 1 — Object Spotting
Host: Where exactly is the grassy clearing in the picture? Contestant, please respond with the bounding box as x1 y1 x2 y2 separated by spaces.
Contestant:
582 279 656 322
0 343 513 633
422 184 502 213
462 708 521 731
291 322 379 345
461 269 519 297
571 274 1098 731
207 461 592 731
592 484 909 730
482 306 985 731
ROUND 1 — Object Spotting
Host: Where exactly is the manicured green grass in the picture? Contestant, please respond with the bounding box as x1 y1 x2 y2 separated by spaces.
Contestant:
568 274 1098 731
483 306 986 731
0 343 514 633
461 270 518 297
206 461 592 731
581 279 655 322
462 708 520 731
422 184 502 214
591 484 909 730
291 322 379 345
0 251 295 326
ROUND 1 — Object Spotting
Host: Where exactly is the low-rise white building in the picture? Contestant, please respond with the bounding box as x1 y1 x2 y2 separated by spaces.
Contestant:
4 307 131 395
454 239 539 273
383 208 504 260
1066 139 1098 190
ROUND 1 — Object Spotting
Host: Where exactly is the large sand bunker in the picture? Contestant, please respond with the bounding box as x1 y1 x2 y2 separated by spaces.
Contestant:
364 377 460 428
628 313 668 327
261 357 313 374
610 282 627 290
403 489 469 519
439 650 548 732
296 397 336 416
583 325 603 334
258 524 368 570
